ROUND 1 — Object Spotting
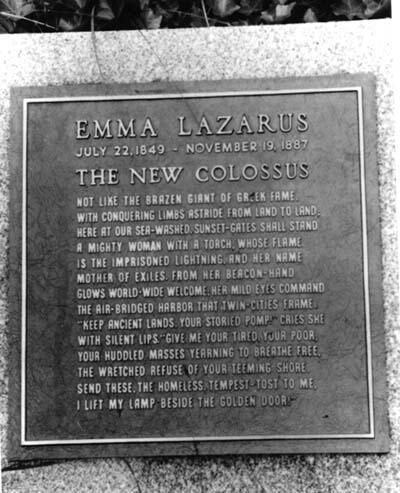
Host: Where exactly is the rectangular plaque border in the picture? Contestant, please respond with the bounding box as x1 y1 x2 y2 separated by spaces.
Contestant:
20 86 374 446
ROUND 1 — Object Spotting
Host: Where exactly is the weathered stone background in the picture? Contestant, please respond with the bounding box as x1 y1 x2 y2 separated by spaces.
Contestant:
0 19 398 492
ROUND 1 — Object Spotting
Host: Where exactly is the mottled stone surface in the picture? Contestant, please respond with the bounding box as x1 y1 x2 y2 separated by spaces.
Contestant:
1 19 399 491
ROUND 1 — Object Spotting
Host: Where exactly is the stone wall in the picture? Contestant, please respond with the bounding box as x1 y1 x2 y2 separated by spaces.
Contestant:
1 19 399 492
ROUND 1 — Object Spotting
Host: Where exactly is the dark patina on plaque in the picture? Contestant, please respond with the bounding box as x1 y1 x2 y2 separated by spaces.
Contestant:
8 75 389 461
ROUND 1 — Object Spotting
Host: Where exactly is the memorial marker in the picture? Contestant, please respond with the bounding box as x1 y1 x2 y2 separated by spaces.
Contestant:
8 76 389 460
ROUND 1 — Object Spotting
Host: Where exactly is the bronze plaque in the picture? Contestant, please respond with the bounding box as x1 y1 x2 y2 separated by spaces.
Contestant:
8 76 389 461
